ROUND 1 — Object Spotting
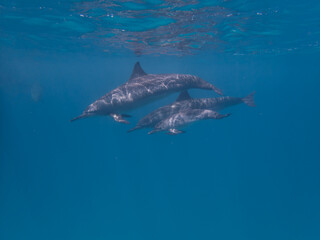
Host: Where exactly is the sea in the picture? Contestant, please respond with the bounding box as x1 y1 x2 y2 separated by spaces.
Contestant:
1 1 320 239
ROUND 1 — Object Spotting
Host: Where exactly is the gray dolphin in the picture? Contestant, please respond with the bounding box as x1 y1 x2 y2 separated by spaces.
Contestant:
71 62 222 123
148 109 231 135
128 90 255 132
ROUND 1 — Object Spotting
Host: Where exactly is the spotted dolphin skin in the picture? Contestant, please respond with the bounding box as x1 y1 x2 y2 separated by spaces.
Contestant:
71 62 222 123
148 109 231 135
128 90 255 132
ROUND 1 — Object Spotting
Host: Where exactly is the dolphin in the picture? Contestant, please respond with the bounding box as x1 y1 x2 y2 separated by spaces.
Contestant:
128 90 255 132
71 62 223 123
148 109 231 135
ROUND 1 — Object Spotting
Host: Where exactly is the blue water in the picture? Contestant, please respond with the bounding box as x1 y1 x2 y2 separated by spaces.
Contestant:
1 1 320 240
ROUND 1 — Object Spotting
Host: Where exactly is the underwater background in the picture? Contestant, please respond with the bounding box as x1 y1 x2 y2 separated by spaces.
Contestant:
1 0 320 239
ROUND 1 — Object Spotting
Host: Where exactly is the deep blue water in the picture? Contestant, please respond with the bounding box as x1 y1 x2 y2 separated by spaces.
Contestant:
1 1 320 240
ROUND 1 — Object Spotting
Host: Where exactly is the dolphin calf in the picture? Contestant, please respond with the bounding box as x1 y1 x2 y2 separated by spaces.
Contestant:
71 62 222 123
148 109 231 135
128 90 255 132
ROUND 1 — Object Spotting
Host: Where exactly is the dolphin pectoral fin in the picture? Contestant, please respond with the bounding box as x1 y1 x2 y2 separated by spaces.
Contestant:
110 114 130 124
166 129 185 135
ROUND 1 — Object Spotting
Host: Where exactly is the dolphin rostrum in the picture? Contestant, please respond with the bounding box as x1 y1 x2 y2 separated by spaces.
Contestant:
148 109 231 135
128 90 255 132
71 62 223 123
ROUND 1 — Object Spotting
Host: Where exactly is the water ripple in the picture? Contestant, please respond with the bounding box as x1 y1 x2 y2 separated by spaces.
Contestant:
0 0 320 55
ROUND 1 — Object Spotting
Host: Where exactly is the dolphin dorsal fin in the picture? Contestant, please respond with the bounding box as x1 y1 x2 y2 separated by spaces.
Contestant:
176 90 192 102
129 62 147 82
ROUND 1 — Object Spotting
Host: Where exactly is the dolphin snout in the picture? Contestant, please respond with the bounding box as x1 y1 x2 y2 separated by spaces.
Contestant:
70 113 87 122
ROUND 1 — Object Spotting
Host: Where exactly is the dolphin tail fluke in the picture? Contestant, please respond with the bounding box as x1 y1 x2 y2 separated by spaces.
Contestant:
198 78 223 95
210 84 223 96
242 91 256 107
70 114 87 122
